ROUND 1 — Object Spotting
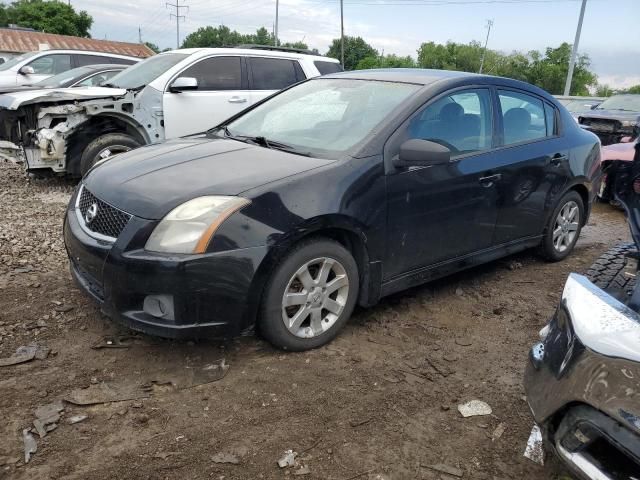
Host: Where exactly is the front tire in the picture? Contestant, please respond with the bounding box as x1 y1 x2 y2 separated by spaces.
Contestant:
260 238 359 351
80 133 141 176
586 242 636 302
538 191 584 262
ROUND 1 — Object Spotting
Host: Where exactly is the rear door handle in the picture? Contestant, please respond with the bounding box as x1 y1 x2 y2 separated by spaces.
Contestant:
228 96 247 104
479 173 502 187
550 153 568 166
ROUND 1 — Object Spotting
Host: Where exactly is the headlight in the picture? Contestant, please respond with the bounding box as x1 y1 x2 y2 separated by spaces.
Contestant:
145 196 250 254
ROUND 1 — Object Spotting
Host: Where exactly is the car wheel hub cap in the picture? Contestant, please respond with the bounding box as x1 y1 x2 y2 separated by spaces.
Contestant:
553 200 580 253
282 257 349 339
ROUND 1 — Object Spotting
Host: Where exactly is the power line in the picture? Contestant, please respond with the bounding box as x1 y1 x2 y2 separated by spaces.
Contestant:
167 0 189 48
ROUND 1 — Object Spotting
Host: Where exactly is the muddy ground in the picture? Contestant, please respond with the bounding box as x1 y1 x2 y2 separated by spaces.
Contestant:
0 159 632 480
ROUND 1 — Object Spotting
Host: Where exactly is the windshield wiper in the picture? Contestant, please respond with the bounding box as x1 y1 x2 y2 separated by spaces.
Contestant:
101 82 119 88
208 127 311 156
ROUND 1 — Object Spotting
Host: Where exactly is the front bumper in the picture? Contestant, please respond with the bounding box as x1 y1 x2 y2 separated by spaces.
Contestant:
64 200 269 339
524 273 640 478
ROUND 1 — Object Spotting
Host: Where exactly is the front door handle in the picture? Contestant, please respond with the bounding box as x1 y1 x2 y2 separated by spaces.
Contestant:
550 153 568 166
228 96 248 104
479 173 502 187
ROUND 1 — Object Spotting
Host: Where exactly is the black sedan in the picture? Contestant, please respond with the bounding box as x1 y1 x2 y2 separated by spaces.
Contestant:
0 64 128 95
64 69 602 351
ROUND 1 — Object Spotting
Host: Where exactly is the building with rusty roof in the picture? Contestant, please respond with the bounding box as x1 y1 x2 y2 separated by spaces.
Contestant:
0 27 154 61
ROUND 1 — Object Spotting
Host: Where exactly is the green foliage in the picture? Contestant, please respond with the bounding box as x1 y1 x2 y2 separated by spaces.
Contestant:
1 0 93 38
621 85 640 94
144 41 160 54
326 36 377 70
417 40 597 95
356 54 415 70
181 25 309 51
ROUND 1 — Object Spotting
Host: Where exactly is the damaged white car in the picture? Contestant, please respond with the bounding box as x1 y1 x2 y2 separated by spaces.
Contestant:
0 47 341 176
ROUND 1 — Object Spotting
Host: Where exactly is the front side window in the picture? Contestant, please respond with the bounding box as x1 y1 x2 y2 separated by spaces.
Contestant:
404 89 493 156
180 56 242 91
499 90 547 145
249 57 298 90
27 54 72 75
224 78 420 159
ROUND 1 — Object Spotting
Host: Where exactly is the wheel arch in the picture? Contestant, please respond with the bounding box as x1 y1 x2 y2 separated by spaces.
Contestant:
242 215 378 332
66 114 149 176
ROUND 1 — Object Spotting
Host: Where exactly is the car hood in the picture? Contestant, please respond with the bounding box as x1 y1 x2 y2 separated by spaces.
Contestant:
0 86 127 110
602 140 638 162
83 136 335 220
581 109 640 123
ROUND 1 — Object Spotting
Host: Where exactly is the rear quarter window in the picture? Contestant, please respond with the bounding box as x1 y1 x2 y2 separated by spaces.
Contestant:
314 61 343 75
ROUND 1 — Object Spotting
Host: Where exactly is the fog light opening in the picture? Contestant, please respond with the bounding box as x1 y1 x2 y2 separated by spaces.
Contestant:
143 295 175 321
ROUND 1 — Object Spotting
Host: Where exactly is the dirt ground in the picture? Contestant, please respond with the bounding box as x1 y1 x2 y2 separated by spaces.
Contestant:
0 159 632 480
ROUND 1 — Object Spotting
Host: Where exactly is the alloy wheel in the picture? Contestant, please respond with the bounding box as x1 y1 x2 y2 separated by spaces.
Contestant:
552 200 580 253
281 257 350 338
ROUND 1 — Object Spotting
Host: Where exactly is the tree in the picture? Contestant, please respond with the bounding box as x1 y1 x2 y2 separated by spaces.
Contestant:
326 36 377 70
356 54 415 70
144 42 160 54
524 43 596 95
3 0 93 38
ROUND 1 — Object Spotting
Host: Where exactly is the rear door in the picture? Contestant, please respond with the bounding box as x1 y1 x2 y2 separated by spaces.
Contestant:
490 89 570 244
162 55 249 138
247 56 305 104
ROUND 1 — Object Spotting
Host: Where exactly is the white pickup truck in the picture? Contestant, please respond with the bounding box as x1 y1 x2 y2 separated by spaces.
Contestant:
0 46 341 176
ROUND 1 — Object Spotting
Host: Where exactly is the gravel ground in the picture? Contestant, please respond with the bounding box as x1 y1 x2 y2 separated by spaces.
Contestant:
0 159 632 480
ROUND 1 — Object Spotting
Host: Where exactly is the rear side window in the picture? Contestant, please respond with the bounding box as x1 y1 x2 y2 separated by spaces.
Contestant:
544 103 558 136
180 56 242 91
249 57 298 90
498 90 548 145
75 54 111 67
314 61 343 75
27 54 72 75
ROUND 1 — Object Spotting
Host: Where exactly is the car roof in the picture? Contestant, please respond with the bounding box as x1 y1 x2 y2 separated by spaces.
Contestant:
323 68 480 85
83 63 127 70
169 47 339 63
27 49 139 59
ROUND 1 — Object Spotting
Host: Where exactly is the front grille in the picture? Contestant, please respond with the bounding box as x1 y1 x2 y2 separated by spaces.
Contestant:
77 186 131 240
582 119 620 133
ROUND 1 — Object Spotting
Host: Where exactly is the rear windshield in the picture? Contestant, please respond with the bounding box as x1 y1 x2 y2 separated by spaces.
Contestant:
35 66 96 87
105 53 187 89
314 61 343 75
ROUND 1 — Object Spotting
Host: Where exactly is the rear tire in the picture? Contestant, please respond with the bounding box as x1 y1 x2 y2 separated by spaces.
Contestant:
80 133 141 176
586 242 636 302
538 191 584 262
260 238 359 351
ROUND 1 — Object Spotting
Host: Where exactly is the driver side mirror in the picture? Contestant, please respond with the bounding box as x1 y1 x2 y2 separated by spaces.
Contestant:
393 139 451 168
19 65 35 75
169 76 198 93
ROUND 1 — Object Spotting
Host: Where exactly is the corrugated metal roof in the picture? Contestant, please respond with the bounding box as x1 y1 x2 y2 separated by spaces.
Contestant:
0 29 154 58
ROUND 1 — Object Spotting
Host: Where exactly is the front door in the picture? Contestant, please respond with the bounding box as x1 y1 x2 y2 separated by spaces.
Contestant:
163 56 251 139
385 88 501 278
491 89 570 244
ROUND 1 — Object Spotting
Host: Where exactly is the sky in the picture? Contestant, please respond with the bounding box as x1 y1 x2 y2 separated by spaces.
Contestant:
70 0 639 88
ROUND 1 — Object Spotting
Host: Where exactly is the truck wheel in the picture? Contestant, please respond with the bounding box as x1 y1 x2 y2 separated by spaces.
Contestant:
260 238 359 351
586 242 636 302
538 191 584 262
80 133 141 175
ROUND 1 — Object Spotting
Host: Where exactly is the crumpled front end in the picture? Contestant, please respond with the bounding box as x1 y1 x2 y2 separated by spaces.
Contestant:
524 273 640 478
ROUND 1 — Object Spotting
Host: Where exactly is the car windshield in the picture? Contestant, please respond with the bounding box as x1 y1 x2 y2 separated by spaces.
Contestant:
564 99 600 113
222 78 421 158
595 95 640 112
0 51 38 71
104 53 187 89
34 66 96 87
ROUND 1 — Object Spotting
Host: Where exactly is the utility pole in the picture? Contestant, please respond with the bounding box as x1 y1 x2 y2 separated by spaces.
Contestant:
138 26 142 44
275 0 279 46
478 19 493 74
340 0 344 68
564 0 587 96
167 0 188 49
